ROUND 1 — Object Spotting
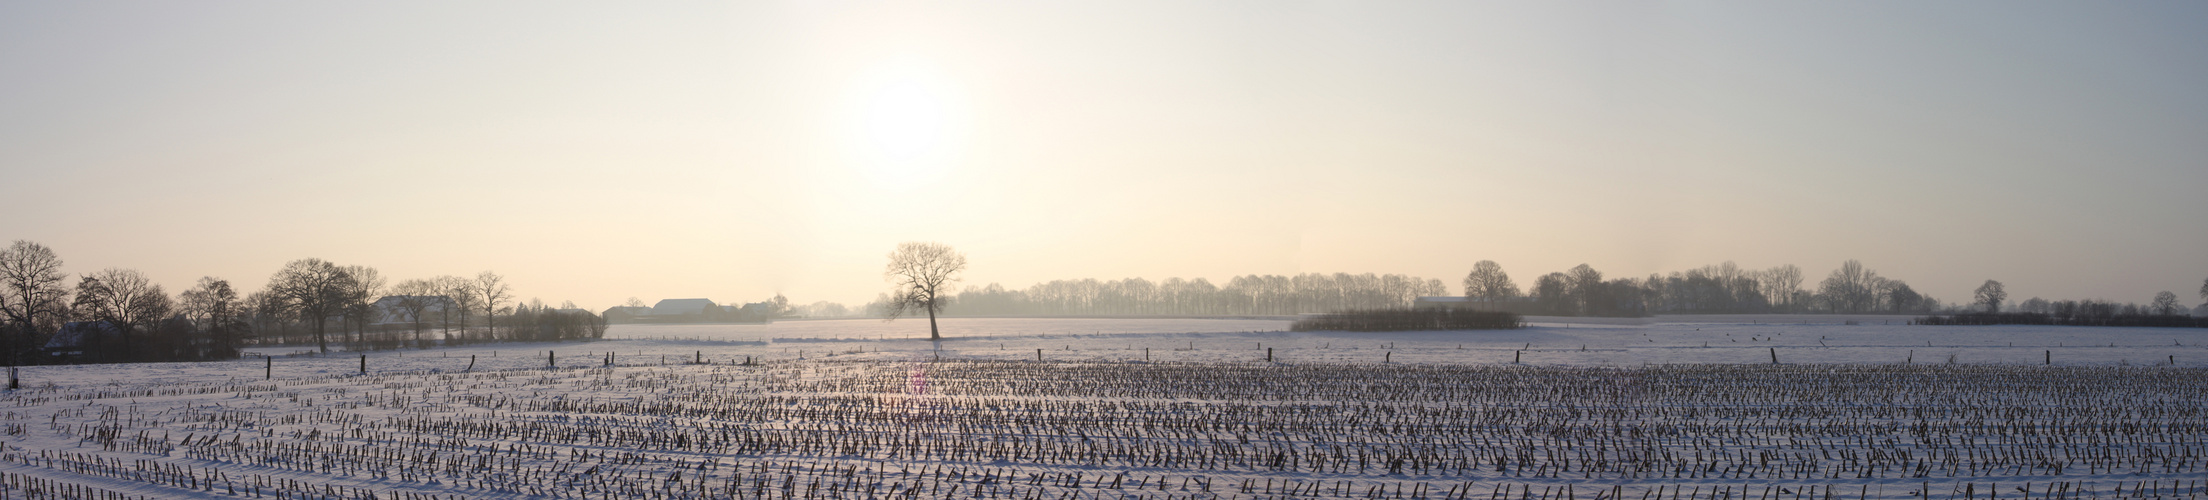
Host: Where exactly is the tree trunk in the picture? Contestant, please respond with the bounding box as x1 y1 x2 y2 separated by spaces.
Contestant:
927 297 941 340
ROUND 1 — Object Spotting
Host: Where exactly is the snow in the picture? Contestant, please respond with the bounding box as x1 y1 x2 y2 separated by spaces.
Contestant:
0 316 2200 499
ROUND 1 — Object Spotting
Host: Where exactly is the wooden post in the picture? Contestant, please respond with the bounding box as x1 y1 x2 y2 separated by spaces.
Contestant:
9 366 17 389
1385 351 1391 363
1037 349 1043 361
1769 347 1778 364
1266 348 1273 362
1514 351 1521 364
1144 348 1149 361
697 351 702 364
548 350 555 367
264 358 271 380
2045 350 2050 365
466 355 475 372
359 354 366 375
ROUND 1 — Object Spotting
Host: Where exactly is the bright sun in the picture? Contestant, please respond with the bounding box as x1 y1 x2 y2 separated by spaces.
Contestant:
848 61 963 185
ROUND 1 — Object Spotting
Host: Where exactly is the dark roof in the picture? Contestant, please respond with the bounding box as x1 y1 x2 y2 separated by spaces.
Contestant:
651 298 718 315
45 321 123 350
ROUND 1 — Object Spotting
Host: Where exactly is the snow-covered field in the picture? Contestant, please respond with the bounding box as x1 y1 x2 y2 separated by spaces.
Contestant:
0 317 2201 499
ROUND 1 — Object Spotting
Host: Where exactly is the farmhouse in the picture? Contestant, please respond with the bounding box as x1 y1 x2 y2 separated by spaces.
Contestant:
43 321 124 359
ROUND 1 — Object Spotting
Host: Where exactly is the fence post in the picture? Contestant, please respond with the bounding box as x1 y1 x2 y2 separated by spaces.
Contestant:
1769 347 1778 365
1267 348 1273 362
264 358 271 380
359 354 366 375
467 355 476 373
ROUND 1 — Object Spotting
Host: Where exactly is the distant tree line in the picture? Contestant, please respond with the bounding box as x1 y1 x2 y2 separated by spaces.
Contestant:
0 240 603 366
1447 259 1932 317
1291 309 1521 332
1914 312 2206 328
1459 260 2206 319
1917 287 2207 328
888 273 1450 317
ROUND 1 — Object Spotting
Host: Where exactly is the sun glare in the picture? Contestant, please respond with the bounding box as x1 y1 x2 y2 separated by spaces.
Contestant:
847 61 965 186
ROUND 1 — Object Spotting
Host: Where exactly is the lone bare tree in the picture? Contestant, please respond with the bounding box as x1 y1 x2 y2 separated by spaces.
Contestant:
883 242 966 340
1974 280 2007 313
0 241 71 366
1461 260 1519 306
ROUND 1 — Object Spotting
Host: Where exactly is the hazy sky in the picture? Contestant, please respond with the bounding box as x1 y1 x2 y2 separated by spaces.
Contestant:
4 2 2204 310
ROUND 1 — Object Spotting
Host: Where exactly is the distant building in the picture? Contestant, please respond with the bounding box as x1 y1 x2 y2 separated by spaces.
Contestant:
601 306 652 323
44 321 124 358
652 299 719 317
601 298 777 324
601 298 721 323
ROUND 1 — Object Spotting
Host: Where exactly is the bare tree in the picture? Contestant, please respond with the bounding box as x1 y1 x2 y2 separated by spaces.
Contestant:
2150 291 2180 316
178 277 247 359
433 275 474 340
1461 261 1520 306
474 271 511 339
1566 264 1604 316
0 241 71 366
1973 280 2007 313
1531 272 1570 315
883 242 966 340
1761 264 1804 311
265 259 356 353
340 265 384 347
1883 281 1922 313
72 268 169 361
388 279 441 348
1818 260 1879 313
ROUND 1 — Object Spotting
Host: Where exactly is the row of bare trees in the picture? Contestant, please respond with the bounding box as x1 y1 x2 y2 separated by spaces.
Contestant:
931 273 1449 317
253 259 527 352
0 239 601 365
1 241 247 363
1460 259 1929 317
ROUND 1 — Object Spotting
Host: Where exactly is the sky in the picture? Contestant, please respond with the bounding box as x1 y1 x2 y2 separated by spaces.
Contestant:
3 2 2204 310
